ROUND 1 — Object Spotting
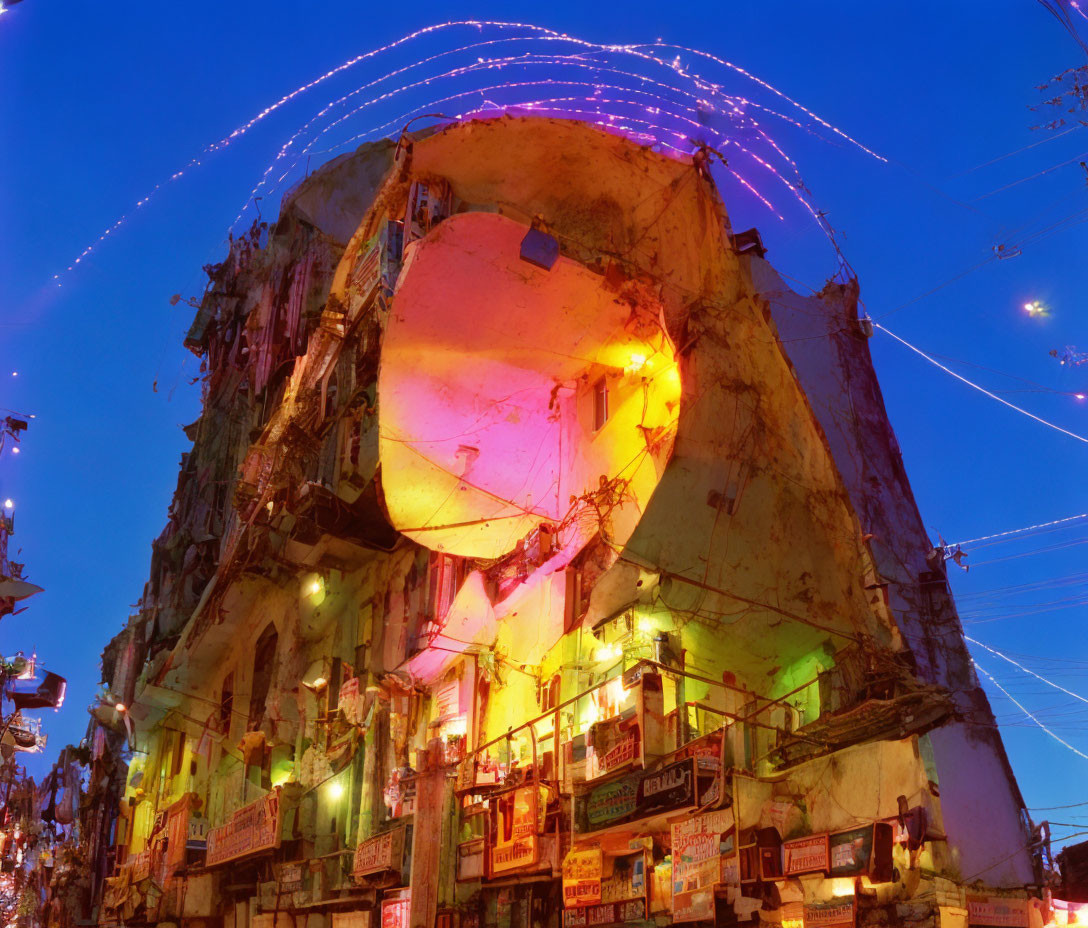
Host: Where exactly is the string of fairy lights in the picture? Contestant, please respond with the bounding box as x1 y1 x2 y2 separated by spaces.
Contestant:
18 14 1088 791
51 21 894 286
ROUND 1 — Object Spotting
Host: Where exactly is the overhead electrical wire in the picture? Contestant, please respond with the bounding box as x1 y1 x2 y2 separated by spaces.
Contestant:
1030 798 1088 810
953 125 1083 176
873 323 1088 445
972 148 1088 200
874 259 997 322
967 536 1088 568
968 636 1088 706
947 512 1088 550
973 658 1088 762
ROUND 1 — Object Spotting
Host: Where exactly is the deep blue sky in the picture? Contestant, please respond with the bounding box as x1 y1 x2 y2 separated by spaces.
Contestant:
3 1 1088 842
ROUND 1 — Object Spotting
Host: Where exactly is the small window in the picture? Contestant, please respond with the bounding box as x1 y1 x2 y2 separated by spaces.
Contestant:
593 377 609 430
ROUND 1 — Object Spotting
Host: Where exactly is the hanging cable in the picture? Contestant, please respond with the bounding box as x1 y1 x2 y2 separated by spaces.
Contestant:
946 513 1088 549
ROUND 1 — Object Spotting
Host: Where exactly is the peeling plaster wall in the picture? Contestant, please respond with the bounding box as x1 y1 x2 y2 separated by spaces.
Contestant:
345 117 905 684
751 257 1034 885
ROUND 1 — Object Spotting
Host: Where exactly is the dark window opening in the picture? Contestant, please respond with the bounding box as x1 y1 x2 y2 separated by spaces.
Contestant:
248 623 279 729
593 377 609 430
219 671 234 734
170 729 185 777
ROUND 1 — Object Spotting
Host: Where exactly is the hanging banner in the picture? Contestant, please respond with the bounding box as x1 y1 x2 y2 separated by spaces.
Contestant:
340 677 366 727
206 790 282 867
563 847 604 907
783 834 829 876
350 239 383 308
130 849 152 883
354 825 407 877
491 786 539 874
164 796 191 874
672 809 734 923
804 900 856 928
575 757 699 833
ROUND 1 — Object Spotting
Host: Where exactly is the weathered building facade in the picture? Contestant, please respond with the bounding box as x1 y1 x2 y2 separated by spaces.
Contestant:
80 117 1042 928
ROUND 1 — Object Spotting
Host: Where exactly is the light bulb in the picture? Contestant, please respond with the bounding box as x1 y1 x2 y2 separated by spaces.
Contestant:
328 780 344 800
3 499 13 509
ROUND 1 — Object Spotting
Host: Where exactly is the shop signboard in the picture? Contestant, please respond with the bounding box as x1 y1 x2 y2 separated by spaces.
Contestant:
829 825 873 877
804 900 856 928
591 714 640 778
353 825 406 877
381 893 411 928
967 896 1030 928
783 834 829 876
829 823 894 881
563 847 603 907
277 862 306 896
562 899 647 928
457 837 486 881
600 850 646 904
434 679 460 720
672 809 735 923
672 730 724 773
187 815 208 849
575 757 699 834
205 790 282 867
491 786 539 874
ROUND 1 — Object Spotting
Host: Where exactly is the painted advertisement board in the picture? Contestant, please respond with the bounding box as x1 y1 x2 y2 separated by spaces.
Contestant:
206 790 282 867
672 809 735 923
353 825 406 877
562 899 647 928
574 757 699 834
491 786 539 874
804 901 856 928
563 847 603 907
783 834 829 876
